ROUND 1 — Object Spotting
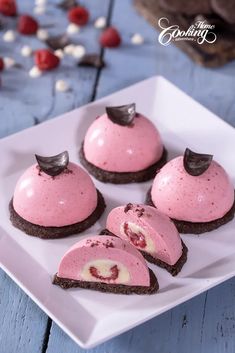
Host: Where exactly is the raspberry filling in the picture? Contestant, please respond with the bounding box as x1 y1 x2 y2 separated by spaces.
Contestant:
89 265 119 281
123 222 146 248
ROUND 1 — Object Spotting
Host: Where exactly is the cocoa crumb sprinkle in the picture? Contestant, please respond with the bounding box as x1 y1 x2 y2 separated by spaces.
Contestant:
124 203 133 213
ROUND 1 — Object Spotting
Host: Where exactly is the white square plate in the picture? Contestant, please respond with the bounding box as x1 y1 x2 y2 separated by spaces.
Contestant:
0 76 235 349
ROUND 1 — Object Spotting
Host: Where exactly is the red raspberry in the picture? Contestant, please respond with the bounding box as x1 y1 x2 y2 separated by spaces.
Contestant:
123 222 146 248
18 15 39 35
34 49 60 71
68 6 89 26
89 265 119 281
0 0 17 17
0 58 4 71
100 27 121 48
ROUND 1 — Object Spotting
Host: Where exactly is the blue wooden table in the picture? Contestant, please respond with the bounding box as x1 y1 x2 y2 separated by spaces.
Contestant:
1 1 235 352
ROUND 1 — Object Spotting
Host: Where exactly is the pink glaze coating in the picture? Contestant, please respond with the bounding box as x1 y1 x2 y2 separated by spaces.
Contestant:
106 204 182 266
151 157 234 223
83 113 164 172
57 235 150 286
13 162 98 227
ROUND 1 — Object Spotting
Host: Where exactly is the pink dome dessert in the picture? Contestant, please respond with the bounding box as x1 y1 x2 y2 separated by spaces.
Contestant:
9 151 105 239
79 103 167 183
53 235 159 294
104 204 187 276
148 148 235 234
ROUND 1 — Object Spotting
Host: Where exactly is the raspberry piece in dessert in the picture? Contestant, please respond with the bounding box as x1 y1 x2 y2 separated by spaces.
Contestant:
104 204 187 276
53 235 159 294
100 27 121 48
34 49 60 71
68 6 89 26
147 148 235 234
9 151 106 238
18 15 39 35
79 103 167 184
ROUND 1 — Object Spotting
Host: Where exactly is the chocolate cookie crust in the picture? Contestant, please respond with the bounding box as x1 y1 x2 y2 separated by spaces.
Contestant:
9 189 106 239
53 268 159 294
79 143 168 184
100 229 188 276
146 188 235 234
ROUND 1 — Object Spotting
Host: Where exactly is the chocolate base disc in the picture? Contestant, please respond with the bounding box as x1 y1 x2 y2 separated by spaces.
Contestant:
100 229 188 276
79 143 168 184
53 268 159 294
146 188 235 234
9 190 106 239
134 0 235 67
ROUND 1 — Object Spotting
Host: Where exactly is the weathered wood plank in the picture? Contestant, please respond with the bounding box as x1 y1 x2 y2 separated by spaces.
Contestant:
0 269 48 353
46 279 235 353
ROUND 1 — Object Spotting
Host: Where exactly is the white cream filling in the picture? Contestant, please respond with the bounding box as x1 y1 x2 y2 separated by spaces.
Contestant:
120 221 155 253
81 259 130 284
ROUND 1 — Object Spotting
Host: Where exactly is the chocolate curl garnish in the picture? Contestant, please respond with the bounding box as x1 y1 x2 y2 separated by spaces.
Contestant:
183 148 213 176
106 103 136 126
46 34 70 50
78 54 105 69
57 0 78 10
35 151 69 176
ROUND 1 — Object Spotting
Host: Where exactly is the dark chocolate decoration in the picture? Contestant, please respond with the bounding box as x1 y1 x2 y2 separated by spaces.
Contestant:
46 34 70 50
35 151 69 177
183 148 213 176
78 54 105 69
57 0 78 10
106 103 136 126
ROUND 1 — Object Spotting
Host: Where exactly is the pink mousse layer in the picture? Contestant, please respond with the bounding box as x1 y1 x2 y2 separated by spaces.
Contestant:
106 204 182 266
58 235 150 286
83 113 163 172
13 162 98 227
151 157 234 223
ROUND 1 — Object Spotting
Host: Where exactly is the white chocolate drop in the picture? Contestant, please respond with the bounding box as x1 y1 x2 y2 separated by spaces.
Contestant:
67 23 80 35
3 57 16 69
63 44 76 55
3 30 16 43
34 6 46 15
29 66 42 78
37 29 49 41
54 49 64 59
72 45 85 59
55 79 70 92
94 16 107 29
35 0 47 5
21 45 33 57
131 33 144 45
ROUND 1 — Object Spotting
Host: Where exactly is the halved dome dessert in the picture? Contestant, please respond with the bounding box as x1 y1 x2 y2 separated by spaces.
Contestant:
53 235 159 294
79 103 167 183
9 151 106 239
102 204 187 276
147 148 235 234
